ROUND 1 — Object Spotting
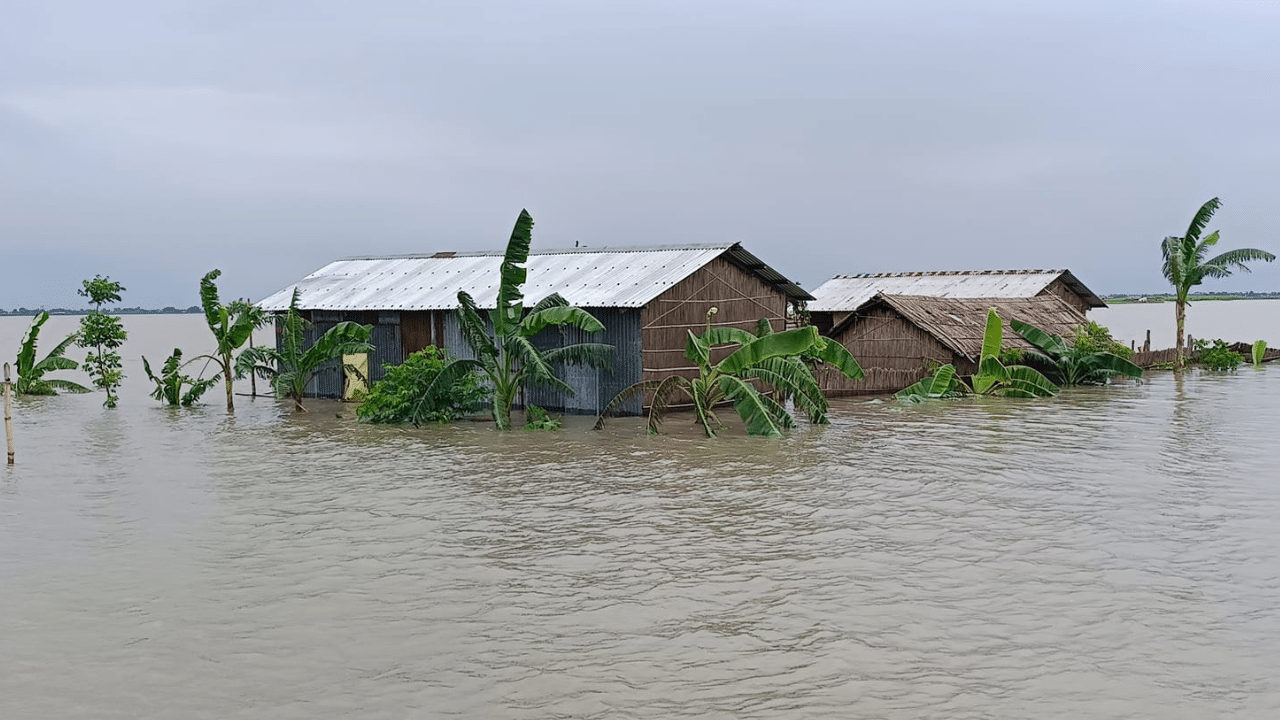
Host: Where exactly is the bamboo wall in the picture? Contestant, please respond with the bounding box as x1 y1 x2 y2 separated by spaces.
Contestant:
820 307 957 396
639 256 789 382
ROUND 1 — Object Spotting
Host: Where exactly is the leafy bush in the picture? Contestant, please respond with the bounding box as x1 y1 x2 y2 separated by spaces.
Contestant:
356 347 489 424
522 404 562 431
998 347 1025 365
1193 338 1243 370
1072 321 1133 360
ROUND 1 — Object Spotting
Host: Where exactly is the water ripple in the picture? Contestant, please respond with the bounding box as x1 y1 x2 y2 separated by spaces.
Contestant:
3 369 1280 718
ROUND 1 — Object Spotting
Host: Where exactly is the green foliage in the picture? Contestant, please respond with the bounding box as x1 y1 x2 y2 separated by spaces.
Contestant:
142 348 218 406
1253 340 1267 366
1193 338 1243 370
356 347 489 424
1160 198 1275 365
522 404 562 431
79 275 125 306
236 289 374 412
899 311 1058 402
972 310 1058 397
451 209 613 430
1012 318 1144 386
895 364 967 402
998 347 1025 365
194 269 269 412
13 312 90 395
1072 321 1133 360
597 318 863 438
77 276 128 408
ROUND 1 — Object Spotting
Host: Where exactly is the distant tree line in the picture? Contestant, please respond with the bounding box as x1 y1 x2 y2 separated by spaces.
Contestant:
0 306 202 316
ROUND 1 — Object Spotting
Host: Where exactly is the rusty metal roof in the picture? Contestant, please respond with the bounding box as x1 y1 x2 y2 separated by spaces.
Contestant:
257 243 812 311
808 269 1106 311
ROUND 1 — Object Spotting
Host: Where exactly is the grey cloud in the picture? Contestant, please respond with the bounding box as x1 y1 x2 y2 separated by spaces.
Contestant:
3 0 1279 309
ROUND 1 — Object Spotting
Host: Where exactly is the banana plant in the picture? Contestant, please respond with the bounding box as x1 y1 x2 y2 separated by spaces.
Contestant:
143 348 218 406
443 209 613 430
193 269 269 412
895 364 966 403
1253 340 1268 366
1010 318 1144 386
596 317 863 438
896 310 1057 402
972 309 1058 397
13 311 90 396
235 289 374 412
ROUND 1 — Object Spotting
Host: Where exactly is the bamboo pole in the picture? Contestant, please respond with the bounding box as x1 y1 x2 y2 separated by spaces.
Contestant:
4 362 13 465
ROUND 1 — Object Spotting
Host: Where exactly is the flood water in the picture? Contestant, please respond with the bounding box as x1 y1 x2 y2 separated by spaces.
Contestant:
3 311 1280 718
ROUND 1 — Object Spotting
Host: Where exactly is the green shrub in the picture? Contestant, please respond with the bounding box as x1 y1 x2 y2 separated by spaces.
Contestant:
356 347 489 424
998 347 1025 365
1193 338 1243 370
522 404 562 431
1072 321 1133 359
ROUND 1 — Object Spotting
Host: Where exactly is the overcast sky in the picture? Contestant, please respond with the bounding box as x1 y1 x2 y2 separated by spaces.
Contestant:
3 0 1279 309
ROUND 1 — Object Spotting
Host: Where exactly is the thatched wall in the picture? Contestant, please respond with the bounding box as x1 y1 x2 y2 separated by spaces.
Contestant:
640 256 789 381
818 306 955 396
820 294 1089 397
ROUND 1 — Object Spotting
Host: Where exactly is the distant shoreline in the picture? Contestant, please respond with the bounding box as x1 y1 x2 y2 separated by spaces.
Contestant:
1104 293 1280 304
0 307 203 317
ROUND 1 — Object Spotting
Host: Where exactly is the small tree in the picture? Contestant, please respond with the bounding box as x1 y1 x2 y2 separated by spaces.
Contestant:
77 276 128 408
14 312 90 395
236 290 373 412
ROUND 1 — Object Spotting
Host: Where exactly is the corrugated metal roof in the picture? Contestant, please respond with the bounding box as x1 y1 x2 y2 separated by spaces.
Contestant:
807 269 1105 311
835 293 1089 360
257 243 812 311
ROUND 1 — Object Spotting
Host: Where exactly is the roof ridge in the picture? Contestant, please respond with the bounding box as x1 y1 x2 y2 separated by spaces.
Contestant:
831 269 1064 279
335 242 738 262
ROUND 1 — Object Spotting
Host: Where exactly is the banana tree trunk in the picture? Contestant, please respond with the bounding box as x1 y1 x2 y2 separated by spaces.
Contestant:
493 389 515 430
223 356 235 412
1175 299 1187 368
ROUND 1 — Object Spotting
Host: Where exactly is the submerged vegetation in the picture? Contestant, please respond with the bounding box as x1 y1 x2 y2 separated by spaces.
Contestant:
236 290 373 412
195 269 268 412
356 347 489 424
12 312 89 396
1012 319 1143 386
77 276 128 408
1194 339 1244 371
897 310 1059 402
446 209 612 431
596 312 864 438
143 348 218 406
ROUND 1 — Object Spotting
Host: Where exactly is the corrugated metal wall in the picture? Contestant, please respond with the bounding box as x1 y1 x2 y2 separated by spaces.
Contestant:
287 311 404 399
442 308 644 416
283 307 645 414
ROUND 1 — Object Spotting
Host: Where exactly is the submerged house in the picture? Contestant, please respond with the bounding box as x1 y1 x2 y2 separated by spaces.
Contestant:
257 243 812 414
806 269 1106 336
816 293 1090 396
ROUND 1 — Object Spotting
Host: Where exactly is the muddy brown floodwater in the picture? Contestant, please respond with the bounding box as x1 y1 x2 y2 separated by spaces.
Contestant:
2 313 1279 718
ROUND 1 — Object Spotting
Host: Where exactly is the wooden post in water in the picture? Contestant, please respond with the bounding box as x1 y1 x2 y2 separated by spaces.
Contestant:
4 362 13 466
1143 330 1151 353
